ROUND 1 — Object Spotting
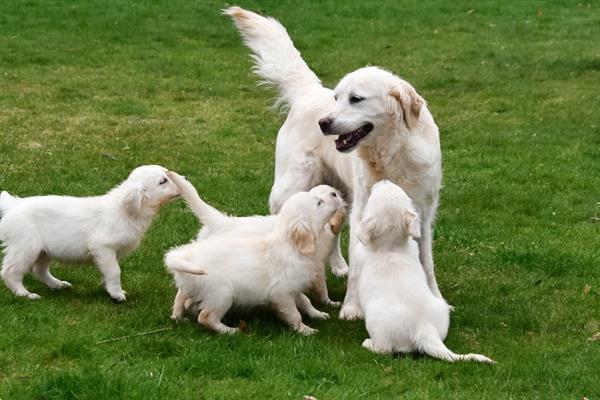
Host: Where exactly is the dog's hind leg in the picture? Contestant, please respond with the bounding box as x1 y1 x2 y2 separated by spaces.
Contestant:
417 326 495 363
1 248 41 300
328 234 349 277
274 295 317 335
311 265 340 307
416 209 443 300
197 299 238 335
170 289 188 321
32 254 71 290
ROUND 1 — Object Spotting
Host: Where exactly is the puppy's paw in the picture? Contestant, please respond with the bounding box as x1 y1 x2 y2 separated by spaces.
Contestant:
27 293 41 300
312 311 330 320
170 314 188 323
448 304 456 312
325 299 342 308
331 264 349 278
362 338 375 351
339 304 364 321
54 280 72 290
109 290 127 302
297 324 318 336
219 326 240 335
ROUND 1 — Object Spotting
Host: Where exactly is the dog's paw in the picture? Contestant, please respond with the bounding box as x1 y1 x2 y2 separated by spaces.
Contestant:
361 338 375 351
219 326 240 335
448 304 456 312
170 314 188 323
339 304 364 321
109 290 127 302
297 324 318 336
313 311 330 320
27 293 41 300
54 280 72 290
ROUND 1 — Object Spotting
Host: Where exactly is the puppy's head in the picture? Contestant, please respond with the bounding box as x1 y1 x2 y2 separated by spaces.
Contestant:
356 180 420 246
308 185 347 235
122 165 180 215
318 66 425 153
279 191 341 255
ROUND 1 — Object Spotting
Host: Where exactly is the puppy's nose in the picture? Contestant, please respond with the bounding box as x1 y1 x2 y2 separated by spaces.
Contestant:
318 117 332 133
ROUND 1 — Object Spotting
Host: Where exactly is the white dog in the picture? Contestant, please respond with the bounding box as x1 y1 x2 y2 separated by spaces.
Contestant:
166 171 346 310
0 165 180 301
225 7 443 320
165 190 342 335
356 181 493 363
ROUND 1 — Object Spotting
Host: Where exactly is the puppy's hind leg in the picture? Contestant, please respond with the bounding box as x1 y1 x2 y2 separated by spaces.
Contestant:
1 248 41 300
197 299 238 335
361 338 393 355
311 265 340 307
32 254 71 290
170 289 188 321
273 295 317 335
296 293 329 320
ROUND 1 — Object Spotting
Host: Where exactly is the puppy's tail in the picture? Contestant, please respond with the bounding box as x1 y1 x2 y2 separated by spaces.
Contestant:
0 191 18 218
416 326 496 364
165 252 206 276
224 6 322 110
167 172 228 231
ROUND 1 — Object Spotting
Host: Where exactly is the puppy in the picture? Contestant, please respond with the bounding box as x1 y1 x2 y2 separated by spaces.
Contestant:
356 181 494 363
165 190 342 335
0 165 180 301
167 171 346 309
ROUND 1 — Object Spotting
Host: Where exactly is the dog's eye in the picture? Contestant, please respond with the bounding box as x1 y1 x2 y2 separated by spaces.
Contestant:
349 95 364 104
331 192 337 198
317 199 324 207
334 95 338 101
159 177 168 185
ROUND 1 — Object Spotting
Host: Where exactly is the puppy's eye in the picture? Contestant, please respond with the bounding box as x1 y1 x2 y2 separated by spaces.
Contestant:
331 192 337 198
159 177 168 185
317 199 324 207
349 95 364 104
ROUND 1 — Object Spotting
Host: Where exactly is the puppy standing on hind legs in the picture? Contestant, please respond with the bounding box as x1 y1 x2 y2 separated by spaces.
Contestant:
0 165 180 301
356 180 494 363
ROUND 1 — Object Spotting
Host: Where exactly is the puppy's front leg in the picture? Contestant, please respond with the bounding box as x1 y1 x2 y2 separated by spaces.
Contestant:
295 293 329 320
92 249 126 302
273 295 317 335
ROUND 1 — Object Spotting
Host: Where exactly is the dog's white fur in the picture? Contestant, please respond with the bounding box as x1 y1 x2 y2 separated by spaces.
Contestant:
166 171 346 312
0 165 180 301
357 181 493 363
165 190 342 335
225 7 443 320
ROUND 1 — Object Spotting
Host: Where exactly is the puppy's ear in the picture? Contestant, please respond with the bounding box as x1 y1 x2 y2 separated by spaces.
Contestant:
356 217 376 245
122 182 148 215
403 209 421 238
291 220 316 255
329 210 346 235
388 85 425 129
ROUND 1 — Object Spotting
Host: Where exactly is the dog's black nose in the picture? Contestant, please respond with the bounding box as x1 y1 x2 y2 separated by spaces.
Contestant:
318 118 331 133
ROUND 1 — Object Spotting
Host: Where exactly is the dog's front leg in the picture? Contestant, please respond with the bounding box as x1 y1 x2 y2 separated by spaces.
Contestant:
273 295 317 335
92 249 126 302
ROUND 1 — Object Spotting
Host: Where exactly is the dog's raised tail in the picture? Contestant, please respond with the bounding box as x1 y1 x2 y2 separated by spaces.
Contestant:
0 191 18 218
224 6 321 109
416 327 496 364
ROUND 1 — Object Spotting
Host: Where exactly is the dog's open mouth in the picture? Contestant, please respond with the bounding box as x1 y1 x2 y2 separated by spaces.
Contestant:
334 123 373 152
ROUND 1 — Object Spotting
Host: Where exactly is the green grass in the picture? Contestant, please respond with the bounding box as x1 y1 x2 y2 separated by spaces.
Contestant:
1 0 599 398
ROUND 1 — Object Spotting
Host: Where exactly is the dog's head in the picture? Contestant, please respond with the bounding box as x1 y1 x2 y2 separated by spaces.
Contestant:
122 165 180 215
356 180 420 247
318 66 425 153
279 190 342 255
308 185 347 235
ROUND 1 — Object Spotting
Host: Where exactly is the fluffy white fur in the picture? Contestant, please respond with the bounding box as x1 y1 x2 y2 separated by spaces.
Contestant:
225 7 443 320
356 181 494 363
165 190 343 335
166 171 346 310
0 165 180 301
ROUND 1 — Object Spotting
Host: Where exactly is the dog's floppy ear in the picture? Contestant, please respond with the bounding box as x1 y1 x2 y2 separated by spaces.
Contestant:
388 84 425 129
403 209 421 238
122 182 148 215
329 210 346 235
290 219 316 255
356 216 376 245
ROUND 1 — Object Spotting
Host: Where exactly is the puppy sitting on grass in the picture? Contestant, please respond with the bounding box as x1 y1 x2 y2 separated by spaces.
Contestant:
167 171 346 312
356 180 494 363
0 165 180 301
165 184 344 335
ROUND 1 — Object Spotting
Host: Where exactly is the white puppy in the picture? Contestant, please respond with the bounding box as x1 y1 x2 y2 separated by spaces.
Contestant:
0 165 180 301
225 8 443 321
356 181 494 363
165 190 342 335
166 171 346 310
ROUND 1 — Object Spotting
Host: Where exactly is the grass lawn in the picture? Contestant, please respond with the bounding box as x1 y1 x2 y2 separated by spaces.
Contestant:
1 0 599 398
